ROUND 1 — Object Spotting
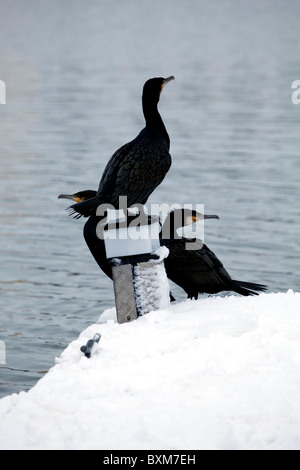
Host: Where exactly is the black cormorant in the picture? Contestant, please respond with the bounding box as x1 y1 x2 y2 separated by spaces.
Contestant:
161 209 267 299
68 76 174 219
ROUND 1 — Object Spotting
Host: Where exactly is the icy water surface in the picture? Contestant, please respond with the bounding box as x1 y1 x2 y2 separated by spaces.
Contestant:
0 0 300 397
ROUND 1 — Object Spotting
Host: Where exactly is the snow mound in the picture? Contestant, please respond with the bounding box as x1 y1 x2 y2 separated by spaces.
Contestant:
0 291 300 450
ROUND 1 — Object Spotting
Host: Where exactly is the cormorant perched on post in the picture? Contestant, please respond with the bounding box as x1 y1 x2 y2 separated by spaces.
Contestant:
68 76 174 219
161 209 267 299
59 194 267 299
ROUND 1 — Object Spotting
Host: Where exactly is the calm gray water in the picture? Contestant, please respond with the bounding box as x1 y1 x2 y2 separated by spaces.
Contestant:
0 0 300 398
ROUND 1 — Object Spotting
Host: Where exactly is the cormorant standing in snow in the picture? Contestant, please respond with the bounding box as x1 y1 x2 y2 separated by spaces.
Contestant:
161 209 267 299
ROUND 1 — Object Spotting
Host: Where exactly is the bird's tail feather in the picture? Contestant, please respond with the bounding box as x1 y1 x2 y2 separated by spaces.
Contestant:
67 196 103 218
232 280 268 296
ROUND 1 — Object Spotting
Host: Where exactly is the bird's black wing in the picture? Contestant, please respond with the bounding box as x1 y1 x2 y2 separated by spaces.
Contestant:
164 239 233 293
97 137 171 208
165 239 267 296
189 243 233 287
98 140 171 207
69 136 171 217
67 141 136 218
96 141 134 199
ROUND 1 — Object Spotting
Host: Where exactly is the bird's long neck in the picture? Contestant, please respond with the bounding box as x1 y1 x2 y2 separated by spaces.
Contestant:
142 96 169 141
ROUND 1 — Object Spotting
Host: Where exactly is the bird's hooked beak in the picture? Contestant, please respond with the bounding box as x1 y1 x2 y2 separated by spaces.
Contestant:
161 76 175 92
58 194 82 203
163 76 175 85
203 214 219 220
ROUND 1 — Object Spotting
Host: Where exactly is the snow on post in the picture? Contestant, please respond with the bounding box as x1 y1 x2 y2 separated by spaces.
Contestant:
103 209 170 323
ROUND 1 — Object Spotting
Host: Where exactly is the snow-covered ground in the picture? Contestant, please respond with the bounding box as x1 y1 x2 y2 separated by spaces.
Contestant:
0 291 300 450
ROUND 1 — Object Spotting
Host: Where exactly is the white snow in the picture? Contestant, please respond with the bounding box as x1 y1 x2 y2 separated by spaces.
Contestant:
134 246 170 314
0 291 300 450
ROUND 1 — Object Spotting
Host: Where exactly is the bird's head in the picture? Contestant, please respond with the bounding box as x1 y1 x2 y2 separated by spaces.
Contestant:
58 190 97 203
162 208 219 239
143 76 175 104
